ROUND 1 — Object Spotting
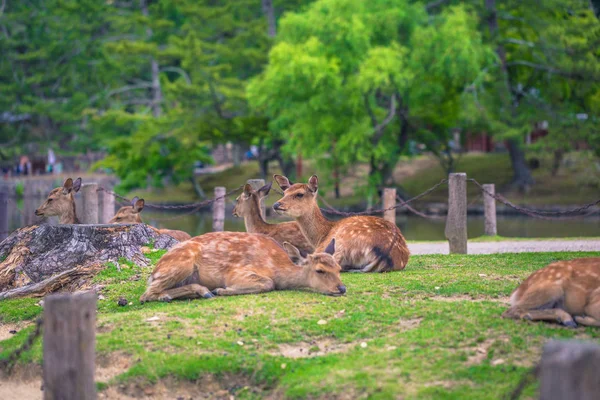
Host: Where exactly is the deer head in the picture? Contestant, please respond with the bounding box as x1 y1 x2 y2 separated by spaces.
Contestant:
109 196 145 224
232 182 272 218
283 241 309 265
35 177 82 223
296 238 345 296
272 174 319 218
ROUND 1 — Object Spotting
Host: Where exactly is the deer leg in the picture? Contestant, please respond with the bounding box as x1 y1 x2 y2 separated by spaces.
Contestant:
575 293 600 327
522 309 577 328
213 275 275 296
157 284 214 302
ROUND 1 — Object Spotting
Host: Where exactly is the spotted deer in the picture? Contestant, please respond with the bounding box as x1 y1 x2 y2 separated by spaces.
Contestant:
139 232 345 302
502 257 600 328
34 177 82 224
233 182 314 257
272 175 410 273
109 197 192 242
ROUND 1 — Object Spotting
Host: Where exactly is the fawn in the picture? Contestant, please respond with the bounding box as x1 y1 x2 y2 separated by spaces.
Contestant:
109 197 192 242
502 257 600 328
139 232 345 302
233 182 314 256
272 175 410 273
34 177 82 224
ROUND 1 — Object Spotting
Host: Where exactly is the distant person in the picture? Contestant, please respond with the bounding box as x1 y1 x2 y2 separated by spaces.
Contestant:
19 155 30 176
47 148 56 174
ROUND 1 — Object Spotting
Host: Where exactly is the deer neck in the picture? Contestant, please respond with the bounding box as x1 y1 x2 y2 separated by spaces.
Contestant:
59 199 79 224
273 263 309 290
243 198 271 234
296 203 335 247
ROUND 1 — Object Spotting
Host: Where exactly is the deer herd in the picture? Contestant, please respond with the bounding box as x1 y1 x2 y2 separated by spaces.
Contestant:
31 175 600 328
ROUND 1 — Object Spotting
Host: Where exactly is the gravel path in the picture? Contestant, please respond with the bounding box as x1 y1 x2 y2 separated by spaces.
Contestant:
408 240 600 255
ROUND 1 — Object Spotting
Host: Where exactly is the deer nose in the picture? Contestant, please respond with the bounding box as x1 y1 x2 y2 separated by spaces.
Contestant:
338 285 346 294
273 202 282 210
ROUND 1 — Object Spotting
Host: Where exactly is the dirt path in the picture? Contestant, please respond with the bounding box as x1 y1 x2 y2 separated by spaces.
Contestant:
408 240 600 255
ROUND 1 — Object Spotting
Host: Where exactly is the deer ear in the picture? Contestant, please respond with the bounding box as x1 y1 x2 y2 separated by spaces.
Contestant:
131 196 139 208
324 238 335 255
243 184 253 195
273 175 292 191
62 178 74 194
283 242 305 265
308 175 319 193
257 181 272 198
72 177 82 193
133 198 145 213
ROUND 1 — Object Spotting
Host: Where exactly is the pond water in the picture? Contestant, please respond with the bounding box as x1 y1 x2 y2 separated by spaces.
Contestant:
7 195 600 241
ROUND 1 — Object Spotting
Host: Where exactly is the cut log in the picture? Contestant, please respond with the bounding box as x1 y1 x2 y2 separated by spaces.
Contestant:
0 224 179 298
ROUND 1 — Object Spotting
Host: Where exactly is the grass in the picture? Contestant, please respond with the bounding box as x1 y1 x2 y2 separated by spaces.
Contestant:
2 251 600 399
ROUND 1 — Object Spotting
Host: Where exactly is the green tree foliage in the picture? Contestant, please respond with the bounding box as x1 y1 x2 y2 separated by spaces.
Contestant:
248 0 493 193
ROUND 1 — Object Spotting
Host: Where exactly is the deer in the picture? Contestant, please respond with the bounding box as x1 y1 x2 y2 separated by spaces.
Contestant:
233 182 314 257
109 197 192 242
502 257 600 328
139 232 345 302
34 177 82 224
272 174 410 273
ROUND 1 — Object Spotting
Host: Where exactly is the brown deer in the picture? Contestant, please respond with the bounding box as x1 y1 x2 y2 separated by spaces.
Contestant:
272 175 410 273
139 232 345 302
502 257 600 328
34 177 82 224
109 197 192 242
233 182 314 256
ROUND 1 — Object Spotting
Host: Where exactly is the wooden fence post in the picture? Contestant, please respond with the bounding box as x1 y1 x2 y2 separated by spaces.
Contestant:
101 185 115 224
483 183 497 236
539 340 600 400
247 178 266 219
383 188 396 224
0 189 8 242
212 186 226 232
444 173 468 254
43 291 97 400
81 183 99 224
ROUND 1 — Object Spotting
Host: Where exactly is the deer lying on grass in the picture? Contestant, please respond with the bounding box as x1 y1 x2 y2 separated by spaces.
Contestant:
109 197 191 242
502 257 600 328
233 182 314 257
34 177 82 224
272 175 410 273
139 232 345 302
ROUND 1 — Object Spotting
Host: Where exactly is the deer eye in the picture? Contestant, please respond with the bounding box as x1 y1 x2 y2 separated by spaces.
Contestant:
316 269 325 274
295 193 304 199
47 199 53 202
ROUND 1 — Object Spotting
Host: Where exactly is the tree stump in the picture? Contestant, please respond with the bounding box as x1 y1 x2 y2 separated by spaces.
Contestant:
0 224 179 299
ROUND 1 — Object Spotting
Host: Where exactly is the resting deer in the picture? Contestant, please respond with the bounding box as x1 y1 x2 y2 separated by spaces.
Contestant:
109 197 192 242
272 175 410 273
139 232 345 302
502 257 600 328
233 182 314 257
34 177 82 224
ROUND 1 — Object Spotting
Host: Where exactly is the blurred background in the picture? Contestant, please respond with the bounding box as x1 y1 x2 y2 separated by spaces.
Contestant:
1 0 599 239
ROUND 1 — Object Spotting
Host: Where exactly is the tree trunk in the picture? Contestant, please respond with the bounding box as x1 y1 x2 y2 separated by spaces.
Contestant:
551 149 564 177
141 0 162 118
261 0 276 38
507 138 535 191
0 224 179 298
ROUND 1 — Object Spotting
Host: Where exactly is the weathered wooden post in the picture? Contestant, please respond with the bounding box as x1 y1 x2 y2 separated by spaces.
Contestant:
81 183 99 224
212 186 226 232
43 291 97 400
444 173 468 254
483 183 497 236
383 188 396 224
247 178 266 219
101 185 115 224
0 189 8 241
539 340 600 400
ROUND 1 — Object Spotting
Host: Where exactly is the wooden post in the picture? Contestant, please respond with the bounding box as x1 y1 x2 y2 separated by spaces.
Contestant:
383 188 396 224
0 189 8 241
101 185 115 224
247 178 266 219
444 173 468 254
483 183 497 236
81 183 99 224
24 180 35 226
43 291 97 400
539 340 600 400
212 186 225 232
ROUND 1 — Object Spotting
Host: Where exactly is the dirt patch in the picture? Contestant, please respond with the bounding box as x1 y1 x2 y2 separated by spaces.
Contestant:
0 321 33 341
429 295 510 303
277 338 359 359
398 317 422 331
466 338 496 365
96 352 134 383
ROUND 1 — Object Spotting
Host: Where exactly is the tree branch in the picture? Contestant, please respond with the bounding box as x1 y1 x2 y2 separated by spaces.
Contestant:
506 60 600 81
89 83 153 104
160 67 192 85
367 94 396 144
426 0 450 10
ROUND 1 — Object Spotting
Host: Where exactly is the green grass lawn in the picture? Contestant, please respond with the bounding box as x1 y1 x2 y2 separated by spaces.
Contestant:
2 251 600 399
